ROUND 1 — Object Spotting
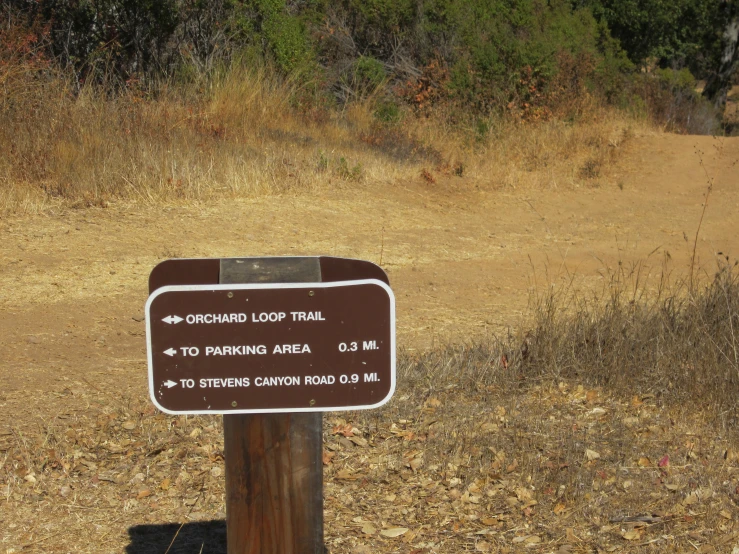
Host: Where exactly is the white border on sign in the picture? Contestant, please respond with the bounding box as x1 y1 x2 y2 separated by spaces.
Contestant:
145 279 396 415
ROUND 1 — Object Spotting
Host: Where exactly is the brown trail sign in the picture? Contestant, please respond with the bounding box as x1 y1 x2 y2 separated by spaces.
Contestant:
146 280 395 414
145 256 396 554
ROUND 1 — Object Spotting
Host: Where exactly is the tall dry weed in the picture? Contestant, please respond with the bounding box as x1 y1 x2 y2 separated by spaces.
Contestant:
371 256 739 434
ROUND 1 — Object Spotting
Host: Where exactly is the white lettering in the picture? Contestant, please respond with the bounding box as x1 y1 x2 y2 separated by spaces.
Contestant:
204 345 267 356
273 344 311 354
199 377 251 388
254 376 301 387
252 312 287 323
305 375 335 385
185 313 248 324
290 311 326 321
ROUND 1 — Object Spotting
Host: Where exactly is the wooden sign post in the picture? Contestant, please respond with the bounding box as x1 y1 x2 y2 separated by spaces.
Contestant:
145 257 395 554
220 257 324 554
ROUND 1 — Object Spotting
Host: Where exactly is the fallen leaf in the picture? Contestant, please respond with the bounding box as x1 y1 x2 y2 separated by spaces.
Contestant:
332 423 354 437
515 487 533 501
622 530 642 541
475 540 491 552
380 527 409 538
335 469 360 480
361 522 377 535
426 398 442 408
348 436 368 447
585 449 601 461
658 455 669 468
637 457 651 467
160 478 170 491
122 421 136 430
409 457 423 471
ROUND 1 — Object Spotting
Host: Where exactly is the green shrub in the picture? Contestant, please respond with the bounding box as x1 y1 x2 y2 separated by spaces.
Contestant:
374 100 401 123
353 56 386 91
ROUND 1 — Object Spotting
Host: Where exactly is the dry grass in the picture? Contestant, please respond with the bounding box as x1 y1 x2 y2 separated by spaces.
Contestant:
467 110 645 190
522 258 739 423
0 57 648 214
0 65 435 213
377 256 739 426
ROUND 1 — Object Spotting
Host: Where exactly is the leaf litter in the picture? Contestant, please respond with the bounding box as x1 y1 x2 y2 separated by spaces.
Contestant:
1 361 739 552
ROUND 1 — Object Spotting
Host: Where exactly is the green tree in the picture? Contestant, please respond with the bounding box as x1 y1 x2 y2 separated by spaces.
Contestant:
702 0 738 110
574 0 724 75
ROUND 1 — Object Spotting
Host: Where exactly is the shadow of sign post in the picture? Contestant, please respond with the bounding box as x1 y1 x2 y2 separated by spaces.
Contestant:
127 520 227 554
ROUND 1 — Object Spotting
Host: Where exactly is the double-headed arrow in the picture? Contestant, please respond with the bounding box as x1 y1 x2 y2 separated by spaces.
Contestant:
162 315 184 324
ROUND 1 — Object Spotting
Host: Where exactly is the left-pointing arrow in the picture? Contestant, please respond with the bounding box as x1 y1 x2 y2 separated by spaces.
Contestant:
163 380 178 388
162 315 184 324
163 348 178 356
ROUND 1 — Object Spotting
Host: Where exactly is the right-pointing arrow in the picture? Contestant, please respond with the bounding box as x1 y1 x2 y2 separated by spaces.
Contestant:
163 380 177 388
163 348 177 356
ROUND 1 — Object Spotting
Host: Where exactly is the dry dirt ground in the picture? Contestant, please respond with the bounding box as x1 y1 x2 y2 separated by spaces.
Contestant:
1 132 739 553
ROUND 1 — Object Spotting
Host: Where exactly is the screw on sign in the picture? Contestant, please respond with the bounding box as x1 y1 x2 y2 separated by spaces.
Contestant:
145 256 396 554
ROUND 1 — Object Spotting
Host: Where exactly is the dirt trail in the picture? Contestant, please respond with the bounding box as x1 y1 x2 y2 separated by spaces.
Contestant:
1 132 738 553
1 133 738 427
